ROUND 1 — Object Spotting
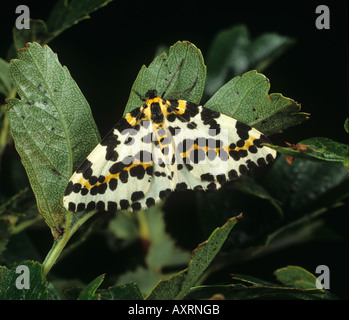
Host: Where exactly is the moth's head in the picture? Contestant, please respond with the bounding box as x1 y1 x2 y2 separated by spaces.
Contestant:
145 90 158 100
141 90 167 124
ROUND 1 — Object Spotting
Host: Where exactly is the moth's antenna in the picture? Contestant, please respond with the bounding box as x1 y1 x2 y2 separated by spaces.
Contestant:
133 89 145 101
161 58 184 98
165 76 198 100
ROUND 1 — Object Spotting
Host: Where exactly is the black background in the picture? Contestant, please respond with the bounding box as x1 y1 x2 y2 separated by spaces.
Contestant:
1 1 348 142
0 0 348 299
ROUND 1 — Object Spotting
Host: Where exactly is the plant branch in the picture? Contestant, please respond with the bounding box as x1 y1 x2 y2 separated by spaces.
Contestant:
42 210 97 278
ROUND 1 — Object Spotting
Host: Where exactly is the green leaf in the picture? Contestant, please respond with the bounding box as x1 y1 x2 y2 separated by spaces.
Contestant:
344 118 349 134
114 205 190 296
263 155 349 214
108 211 139 241
124 41 206 115
145 205 190 270
0 58 12 96
185 283 326 300
232 273 281 287
274 266 319 290
46 0 115 38
99 283 144 300
8 1 115 59
0 220 9 256
265 210 338 251
146 216 241 300
78 274 105 300
12 20 52 51
7 42 100 231
0 261 48 300
233 175 283 216
184 269 337 300
205 25 294 95
204 70 309 136
117 267 164 297
268 137 349 168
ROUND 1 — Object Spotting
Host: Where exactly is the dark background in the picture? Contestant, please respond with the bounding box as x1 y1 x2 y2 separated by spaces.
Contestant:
1 1 348 142
1 0 348 298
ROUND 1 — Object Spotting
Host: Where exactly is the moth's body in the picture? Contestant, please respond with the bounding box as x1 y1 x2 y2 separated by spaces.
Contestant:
63 90 276 213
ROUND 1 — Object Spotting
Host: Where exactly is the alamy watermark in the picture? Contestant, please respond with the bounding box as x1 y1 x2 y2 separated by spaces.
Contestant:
315 5 330 30
315 265 330 289
15 5 30 30
15 265 30 290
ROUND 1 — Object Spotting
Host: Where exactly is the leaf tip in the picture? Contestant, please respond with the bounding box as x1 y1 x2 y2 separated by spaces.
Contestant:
235 213 244 221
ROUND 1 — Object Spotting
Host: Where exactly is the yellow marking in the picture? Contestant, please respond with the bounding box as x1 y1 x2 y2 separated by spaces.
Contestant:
234 136 255 151
180 136 257 159
222 145 229 154
176 100 187 115
141 104 151 119
125 112 137 125
80 160 152 190
142 95 188 123
146 97 161 105
181 144 211 158
153 127 171 158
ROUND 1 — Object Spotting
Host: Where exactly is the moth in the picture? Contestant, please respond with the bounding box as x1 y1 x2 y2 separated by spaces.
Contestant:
64 76 276 212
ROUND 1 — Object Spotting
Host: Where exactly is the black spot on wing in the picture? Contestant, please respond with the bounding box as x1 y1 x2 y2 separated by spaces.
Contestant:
76 159 93 180
187 122 197 129
257 157 267 167
167 100 200 123
248 145 258 153
178 101 199 123
168 126 181 136
65 181 74 196
68 202 76 212
228 169 238 180
131 202 142 211
100 131 121 161
107 201 118 212
235 121 252 140
73 183 82 193
216 174 227 185
97 201 105 211
109 178 118 190
87 201 96 211
109 161 127 174
146 197 156 207
120 199 130 210
175 182 188 191
246 159 258 170
201 173 214 182
124 136 134 146
131 191 145 202
266 153 275 163
159 188 171 200
200 107 221 135
207 182 217 191
253 134 270 148
130 165 145 179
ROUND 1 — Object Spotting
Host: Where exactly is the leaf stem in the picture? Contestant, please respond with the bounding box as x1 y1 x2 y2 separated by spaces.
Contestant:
11 215 43 234
42 210 97 278
0 87 17 161
136 210 150 241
